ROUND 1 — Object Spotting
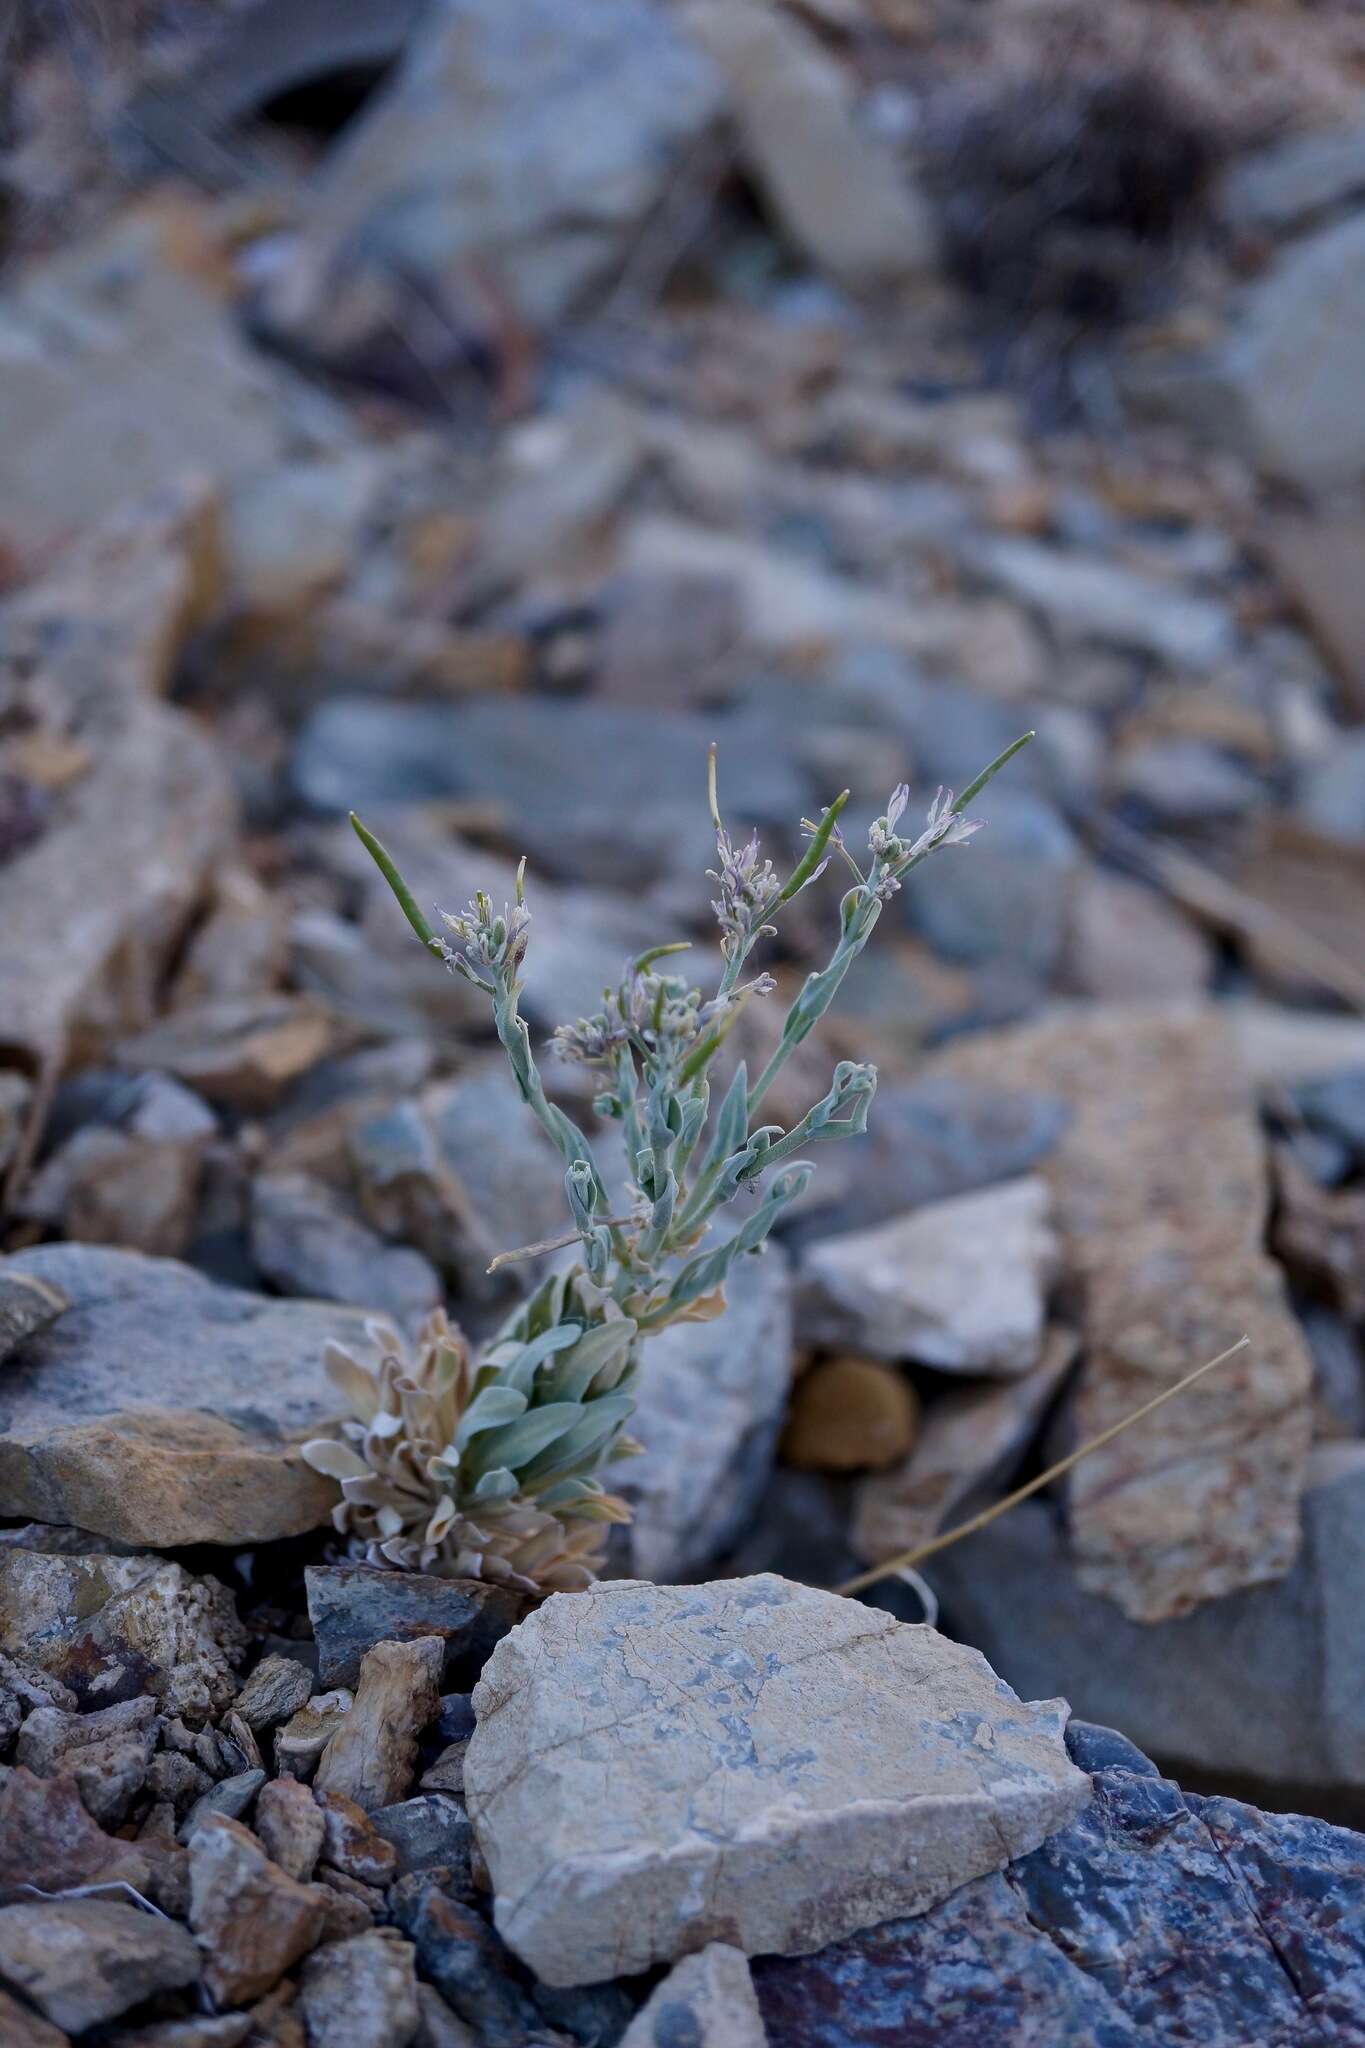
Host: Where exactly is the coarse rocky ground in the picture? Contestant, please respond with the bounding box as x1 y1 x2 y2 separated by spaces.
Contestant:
4 0 1365 2038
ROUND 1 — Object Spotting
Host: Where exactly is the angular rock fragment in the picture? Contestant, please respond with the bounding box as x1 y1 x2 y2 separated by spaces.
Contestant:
932 1007 1314 1620
390 1881 545 2046
1273 1151 1365 1322
232 1656 315 1737
413 1984 478 2048
115 997 334 1113
682 0 935 287
419 1744 468 1797
314 1865 386 1925
781 1074 1068 1253
306 1567 528 1692
620 1944 765 2048
0 1898 200 2034
255 1777 326 1883
0 1985 70 2048
275 1692 353 1780
751 1722 1365 2046
0 1547 245 1721
19 1075 216 1260
253 0 722 339
0 205 337 549
315 1790 399 1887
0 482 236 1071
314 1639 444 1813
249 1173 441 1325
973 534 1234 668
370 1797 474 1882
178 1769 266 1844
465 1575 1089 1985
0 1768 153 1903
105 2018 252 2047
855 1327 1077 1563
188 1814 327 2007
298 1932 420 2048
17 1695 157 1828
613 1239 793 1581
0 1246 382 1546
0 1275 67 1364
929 1441 1365 1802
799 1177 1057 1375
148 1752 214 1818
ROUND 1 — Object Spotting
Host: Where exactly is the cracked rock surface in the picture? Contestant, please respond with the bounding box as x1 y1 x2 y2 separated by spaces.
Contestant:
464 1573 1090 1985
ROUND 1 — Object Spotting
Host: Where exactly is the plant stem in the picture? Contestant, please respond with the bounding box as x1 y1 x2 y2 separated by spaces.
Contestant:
835 1335 1250 1598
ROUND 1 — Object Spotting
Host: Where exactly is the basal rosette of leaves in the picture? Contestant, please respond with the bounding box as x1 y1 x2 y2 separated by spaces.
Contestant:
303 735 1032 1593
303 1288 639 1593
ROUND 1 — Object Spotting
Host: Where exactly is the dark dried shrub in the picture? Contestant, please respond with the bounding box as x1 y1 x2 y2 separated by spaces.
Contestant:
925 67 1219 323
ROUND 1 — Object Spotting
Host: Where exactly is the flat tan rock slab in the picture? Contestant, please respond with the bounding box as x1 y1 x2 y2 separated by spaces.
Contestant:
0 1245 379 1547
465 1575 1089 1987
932 1005 1314 1622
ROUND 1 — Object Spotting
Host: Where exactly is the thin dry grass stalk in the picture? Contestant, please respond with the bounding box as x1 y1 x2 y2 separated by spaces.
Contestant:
836 1334 1251 1598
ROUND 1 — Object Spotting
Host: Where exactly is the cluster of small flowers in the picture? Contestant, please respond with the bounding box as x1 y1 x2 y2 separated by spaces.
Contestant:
432 889 531 989
866 785 983 900
708 825 784 961
554 967 766 1071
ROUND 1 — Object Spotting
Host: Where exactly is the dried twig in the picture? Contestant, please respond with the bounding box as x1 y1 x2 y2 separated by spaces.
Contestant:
486 1217 636 1274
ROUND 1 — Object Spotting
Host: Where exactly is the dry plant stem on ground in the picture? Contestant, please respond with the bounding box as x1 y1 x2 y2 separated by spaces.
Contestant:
838 1335 1252 1598
301 735 1034 1592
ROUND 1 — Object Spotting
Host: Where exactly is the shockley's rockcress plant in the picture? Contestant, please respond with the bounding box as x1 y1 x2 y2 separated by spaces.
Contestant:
301 734 1034 1594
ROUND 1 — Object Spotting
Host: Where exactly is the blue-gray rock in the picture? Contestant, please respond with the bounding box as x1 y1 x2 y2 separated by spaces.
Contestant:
1298 732 1365 845
616 1238 793 1581
535 1975 641 2048
177 1768 266 1845
465 1576 1088 1987
1302 1307 1365 1440
390 1877 545 2048
249 1171 441 1326
892 672 1051 799
292 696 810 887
372 1795 476 1886
1117 739 1267 825
1220 120 1365 237
972 535 1235 670
751 1723 1365 2045
901 788 1080 981
0 1896 203 2035
254 0 721 340
305 1564 530 1692
1295 1069 1365 1162
0 1244 378 1546
781 1075 1069 1250
925 1442 1365 1804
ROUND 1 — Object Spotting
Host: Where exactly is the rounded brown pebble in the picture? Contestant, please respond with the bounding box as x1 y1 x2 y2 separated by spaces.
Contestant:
780 1356 918 1473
